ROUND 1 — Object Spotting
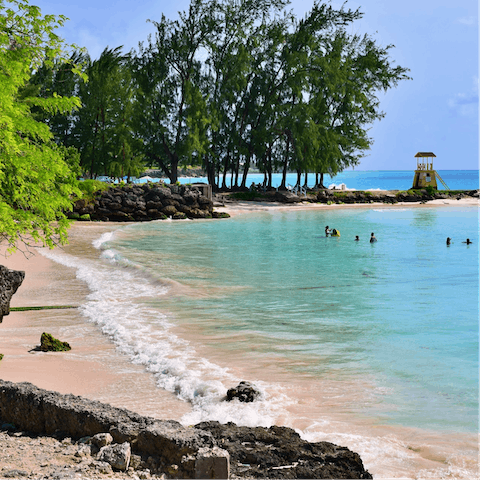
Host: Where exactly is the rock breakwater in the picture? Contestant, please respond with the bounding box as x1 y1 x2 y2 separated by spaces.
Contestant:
71 183 228 222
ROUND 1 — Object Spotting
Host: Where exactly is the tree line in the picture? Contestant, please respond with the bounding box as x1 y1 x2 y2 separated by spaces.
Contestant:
32 0 409 191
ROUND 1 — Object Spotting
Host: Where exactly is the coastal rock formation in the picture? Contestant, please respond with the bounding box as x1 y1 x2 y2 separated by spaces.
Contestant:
0 380 372 479
71 183 218 222
226 381 260 403
196 421 373 479
0 265 25 322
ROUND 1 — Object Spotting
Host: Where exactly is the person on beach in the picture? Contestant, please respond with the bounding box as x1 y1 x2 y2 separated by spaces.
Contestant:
462 239 472 245
370 233 377 243
325 226 331 237
446 237 451 246
355 235 360 241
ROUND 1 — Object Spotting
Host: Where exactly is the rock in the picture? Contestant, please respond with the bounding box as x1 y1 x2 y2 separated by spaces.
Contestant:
195 421 373 479
226 381 260 403
195 446 230 479
39 332 71 352
0 265 25 322
91 432 113 448
98 442 131 471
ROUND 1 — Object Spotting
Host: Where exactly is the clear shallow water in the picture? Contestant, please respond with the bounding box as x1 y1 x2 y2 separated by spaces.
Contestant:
44 203 479 478
109 206 478 434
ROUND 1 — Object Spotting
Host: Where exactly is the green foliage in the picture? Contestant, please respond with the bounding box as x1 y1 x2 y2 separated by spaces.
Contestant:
0 353 3 361
0 0 83 253
425 185 435 196
77 179 110 198
79 214 90 221
40 332 71 352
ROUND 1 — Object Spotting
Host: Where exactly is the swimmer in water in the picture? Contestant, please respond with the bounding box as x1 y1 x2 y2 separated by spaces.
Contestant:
325 226 331 237
370 232 377 243
462 238 472 245
355 235 360 241
446 237 451 246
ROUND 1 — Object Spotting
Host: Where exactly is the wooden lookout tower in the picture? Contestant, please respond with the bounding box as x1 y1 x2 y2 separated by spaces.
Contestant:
412 152 449 190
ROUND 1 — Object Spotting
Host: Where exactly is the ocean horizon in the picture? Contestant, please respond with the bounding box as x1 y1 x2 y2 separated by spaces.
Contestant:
134 169 480 192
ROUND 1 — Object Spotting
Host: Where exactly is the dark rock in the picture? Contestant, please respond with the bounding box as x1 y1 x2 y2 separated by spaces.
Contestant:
212 211 230 219
40 332 71 352
0 265 25 322
274 191 301 203
226 381 260 403
195 421 373 479
162 205 178 217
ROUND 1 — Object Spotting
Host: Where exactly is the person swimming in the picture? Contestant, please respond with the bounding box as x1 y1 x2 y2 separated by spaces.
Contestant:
355 235 360 241
370 232 377 243
462 238 472 245
325 226 331 237
446 237 451 246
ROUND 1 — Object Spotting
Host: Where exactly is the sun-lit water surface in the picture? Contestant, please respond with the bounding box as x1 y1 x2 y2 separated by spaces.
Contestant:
110 206 478 434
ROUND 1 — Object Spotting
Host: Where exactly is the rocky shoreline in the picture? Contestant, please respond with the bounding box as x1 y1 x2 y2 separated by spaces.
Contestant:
69 183 479 224
0 380 373 479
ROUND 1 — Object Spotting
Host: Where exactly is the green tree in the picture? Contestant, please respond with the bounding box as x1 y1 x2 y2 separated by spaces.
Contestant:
0 0 82 253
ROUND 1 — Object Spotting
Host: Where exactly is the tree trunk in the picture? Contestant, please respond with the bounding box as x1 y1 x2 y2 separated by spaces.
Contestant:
280 137 290 190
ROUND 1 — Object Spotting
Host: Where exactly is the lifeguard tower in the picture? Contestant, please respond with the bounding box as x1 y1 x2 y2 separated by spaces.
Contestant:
412 152 449 190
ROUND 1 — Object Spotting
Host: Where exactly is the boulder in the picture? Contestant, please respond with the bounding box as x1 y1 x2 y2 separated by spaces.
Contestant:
0 265 25 322
195 421 373 479
226 381 260 403
98 442 131 471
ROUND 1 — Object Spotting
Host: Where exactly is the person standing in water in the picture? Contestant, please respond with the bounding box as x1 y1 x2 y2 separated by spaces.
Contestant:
370 233 377 243
325 226 331 237
355 235 360 241
446 237 451 246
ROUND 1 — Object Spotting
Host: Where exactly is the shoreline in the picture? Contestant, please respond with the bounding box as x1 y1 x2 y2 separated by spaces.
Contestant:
0 199 478 478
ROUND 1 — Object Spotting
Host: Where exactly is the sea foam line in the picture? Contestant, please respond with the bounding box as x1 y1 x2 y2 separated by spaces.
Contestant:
40 243 288 429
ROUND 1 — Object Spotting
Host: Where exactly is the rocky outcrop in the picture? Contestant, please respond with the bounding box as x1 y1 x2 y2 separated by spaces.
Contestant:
0 265 25 323
71 183 220 222
0 381 373 479
196 421 373 479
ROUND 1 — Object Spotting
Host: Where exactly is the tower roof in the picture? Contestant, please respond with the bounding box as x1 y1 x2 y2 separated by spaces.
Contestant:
415 152 436 158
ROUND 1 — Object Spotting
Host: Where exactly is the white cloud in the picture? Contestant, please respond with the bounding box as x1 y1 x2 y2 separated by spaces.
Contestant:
448 78 479 117
456 16 477 26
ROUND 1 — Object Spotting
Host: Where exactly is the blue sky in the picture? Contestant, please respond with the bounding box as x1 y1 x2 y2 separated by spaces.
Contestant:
31 0 478 171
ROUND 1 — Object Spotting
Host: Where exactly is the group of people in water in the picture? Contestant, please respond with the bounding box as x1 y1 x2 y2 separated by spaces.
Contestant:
326 227 474 246
325 226 377 243
446 237 473 246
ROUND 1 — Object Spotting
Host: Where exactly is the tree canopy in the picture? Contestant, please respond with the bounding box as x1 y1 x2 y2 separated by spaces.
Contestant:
28 0 410 191
0 0 82 253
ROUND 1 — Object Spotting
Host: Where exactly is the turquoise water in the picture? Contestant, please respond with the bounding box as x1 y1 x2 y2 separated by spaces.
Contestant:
149 169 479 191
109 205 478 435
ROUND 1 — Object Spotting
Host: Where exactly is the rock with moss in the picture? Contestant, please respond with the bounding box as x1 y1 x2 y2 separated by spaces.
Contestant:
40 333 71 352
212 211 230 219
0 354 3 362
